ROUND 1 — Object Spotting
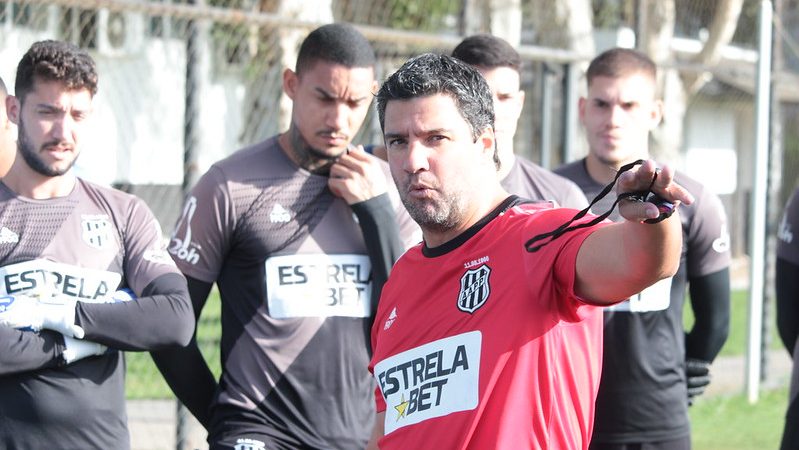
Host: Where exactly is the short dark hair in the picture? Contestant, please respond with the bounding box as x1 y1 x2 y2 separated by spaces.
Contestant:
451 34 522 72
376 53 498 167
295 23 376 75
15 40 98 104
586 47 656 87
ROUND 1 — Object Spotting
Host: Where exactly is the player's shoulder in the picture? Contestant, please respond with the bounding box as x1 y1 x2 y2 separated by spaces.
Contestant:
76 179 157 225
552 158 586 180
515 157 565 180
671 169 728 228
672 170 708 197
209 136 280 180
78 178 142 206
672 170 724 208
504 198 570 226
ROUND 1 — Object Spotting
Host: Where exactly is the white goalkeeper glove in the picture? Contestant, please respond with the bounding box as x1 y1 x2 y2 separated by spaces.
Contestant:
62 335 107 364
0 294 85 338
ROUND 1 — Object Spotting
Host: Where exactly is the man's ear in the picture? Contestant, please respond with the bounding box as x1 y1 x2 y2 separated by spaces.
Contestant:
479 126 496 156
578 96 587 125
5 96 21 126
650 98 664 129
283 68 299 100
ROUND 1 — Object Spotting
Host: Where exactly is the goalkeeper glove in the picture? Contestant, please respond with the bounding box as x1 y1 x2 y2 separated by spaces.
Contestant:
686 358 711 405
62 335 107 364
0 294 84 338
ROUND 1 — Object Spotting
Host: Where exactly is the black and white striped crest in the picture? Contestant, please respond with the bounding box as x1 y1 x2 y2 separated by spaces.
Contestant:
457 264 491 313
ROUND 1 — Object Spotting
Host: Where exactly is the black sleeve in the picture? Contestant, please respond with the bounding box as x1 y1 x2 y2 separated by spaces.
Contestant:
781 388 799 449
685 268 731 362
350 192 404 311
150 276 218 428
777 257 799 354
0 326 66 376
74 272 194 351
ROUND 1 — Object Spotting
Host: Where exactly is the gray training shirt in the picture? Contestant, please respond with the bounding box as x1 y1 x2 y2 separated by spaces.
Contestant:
555 159 731 443
170 136 418 449
0 178 192 449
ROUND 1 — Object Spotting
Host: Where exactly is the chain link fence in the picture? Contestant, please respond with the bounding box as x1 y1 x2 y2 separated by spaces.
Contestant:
1 0 797 448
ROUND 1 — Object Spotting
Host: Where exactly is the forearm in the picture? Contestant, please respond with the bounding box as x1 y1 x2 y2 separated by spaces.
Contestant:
151 275 216 427
151 338 217 428
577 211 682 303
76 273 194 351
351 193 404 303
686 269 731 362
0 326 65 376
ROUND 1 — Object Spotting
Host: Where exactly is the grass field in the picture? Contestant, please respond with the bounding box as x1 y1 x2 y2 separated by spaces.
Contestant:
125 289 792 449
690 384 788 449
125 290 222 398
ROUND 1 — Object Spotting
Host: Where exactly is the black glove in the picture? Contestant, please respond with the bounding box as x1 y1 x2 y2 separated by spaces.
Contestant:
686 358 711 405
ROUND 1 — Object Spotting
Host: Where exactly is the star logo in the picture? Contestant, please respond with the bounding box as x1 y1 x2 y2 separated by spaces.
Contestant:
394 394 409 421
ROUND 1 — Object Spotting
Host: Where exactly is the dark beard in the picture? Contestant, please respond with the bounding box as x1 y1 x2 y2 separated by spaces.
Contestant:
287 126 341 176
18 116 76 177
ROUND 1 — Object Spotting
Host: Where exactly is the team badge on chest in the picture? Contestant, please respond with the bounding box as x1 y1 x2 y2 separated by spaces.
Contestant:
457 264 491 313
81 215 115 250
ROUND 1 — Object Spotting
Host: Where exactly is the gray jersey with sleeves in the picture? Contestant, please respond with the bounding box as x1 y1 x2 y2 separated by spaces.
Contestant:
555 159 731 443
500 156 589 209
169 136 418 449
0 179 186 450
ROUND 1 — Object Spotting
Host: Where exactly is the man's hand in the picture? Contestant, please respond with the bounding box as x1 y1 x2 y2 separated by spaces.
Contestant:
616 160 694 223
62 336 107 364
686 358 712 405
0 294 84 338
328 145 388 205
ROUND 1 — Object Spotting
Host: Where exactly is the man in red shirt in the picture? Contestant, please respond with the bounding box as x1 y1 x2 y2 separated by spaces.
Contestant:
366 53 693 450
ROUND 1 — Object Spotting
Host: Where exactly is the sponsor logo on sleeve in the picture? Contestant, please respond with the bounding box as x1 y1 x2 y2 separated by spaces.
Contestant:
81 215 115 250
0 259 121 302
383 306 398 330
169 197 201 265
457 264 491 314
374 331 481 435
712 223 731 253
264 254 372 318
144 221 177 267
779 215 794 245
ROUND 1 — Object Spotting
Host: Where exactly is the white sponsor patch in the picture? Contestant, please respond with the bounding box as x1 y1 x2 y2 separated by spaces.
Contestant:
606 277 672 312
374 331 481 435
81 215 115 250
264 254 371 318
0 259 121 302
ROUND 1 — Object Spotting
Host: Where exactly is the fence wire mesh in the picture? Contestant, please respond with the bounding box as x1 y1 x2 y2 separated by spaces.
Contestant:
1 0 797 448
